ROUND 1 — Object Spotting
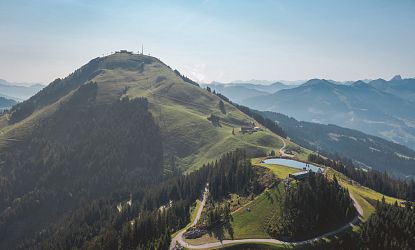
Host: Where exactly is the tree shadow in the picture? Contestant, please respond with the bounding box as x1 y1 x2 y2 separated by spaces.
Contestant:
208 221 235 242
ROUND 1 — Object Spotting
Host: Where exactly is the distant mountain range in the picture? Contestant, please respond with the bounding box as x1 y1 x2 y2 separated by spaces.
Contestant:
201 81 297 103
0 97 16 109
208 76 415 150
0 79 44 101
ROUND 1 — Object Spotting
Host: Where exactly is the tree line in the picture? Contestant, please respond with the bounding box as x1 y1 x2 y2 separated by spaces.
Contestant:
308 153 415 201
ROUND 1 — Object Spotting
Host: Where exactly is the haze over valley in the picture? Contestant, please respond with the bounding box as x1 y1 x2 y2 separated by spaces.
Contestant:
207 76 415 151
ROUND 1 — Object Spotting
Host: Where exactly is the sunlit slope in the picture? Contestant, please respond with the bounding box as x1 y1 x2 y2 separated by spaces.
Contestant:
0 52 287 172
325 167 404 220
119 54 285 172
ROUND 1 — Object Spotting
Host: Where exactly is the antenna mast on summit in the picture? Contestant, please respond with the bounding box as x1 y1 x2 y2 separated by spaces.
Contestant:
141 44 143 55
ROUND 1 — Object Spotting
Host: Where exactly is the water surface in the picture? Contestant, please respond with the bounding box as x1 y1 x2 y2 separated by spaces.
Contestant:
262 158 322 173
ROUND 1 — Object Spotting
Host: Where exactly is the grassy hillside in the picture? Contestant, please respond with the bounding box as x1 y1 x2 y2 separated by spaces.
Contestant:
0 52 299 248
0 52 289 173
128 79 285 171
94 53 287 171
230 185 284 239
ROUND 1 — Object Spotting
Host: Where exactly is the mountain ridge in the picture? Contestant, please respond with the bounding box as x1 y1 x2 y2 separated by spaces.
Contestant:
242 77 415 150
0 79 44 101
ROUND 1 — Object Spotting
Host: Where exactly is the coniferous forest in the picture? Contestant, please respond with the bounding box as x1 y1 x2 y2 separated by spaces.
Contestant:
304 200 415 250
308 153 415 201
8 149 261 249
267 173 356 241
0 84 164 249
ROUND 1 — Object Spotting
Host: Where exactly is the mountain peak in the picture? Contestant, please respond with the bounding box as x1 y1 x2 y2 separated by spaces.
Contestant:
390 75 402 81
352 80 370 87
302 79 332 87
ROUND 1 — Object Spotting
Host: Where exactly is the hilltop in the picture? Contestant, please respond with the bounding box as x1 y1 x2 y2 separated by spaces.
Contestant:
0 52 293 249
1 52 290 172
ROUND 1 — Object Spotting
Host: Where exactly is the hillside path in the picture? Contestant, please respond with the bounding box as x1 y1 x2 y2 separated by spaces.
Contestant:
170 184 209 250
171 188 363 249
279 138 294 158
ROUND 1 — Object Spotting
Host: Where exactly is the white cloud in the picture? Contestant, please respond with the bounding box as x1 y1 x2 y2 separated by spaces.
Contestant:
182 64 207 82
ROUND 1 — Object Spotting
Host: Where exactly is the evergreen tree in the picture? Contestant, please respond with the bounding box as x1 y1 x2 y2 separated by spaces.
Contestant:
219 100 226 114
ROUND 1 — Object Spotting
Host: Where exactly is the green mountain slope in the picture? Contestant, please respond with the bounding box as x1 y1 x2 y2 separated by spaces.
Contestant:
1 52 287 172
0 52 292 248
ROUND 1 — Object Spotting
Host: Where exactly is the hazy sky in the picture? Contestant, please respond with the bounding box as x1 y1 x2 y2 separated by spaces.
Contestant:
1 0 414 84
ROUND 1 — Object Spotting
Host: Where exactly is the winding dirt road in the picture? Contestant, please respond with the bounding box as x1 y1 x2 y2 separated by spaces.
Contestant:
171 186 363 249
170 185 209 250
279 138 294 158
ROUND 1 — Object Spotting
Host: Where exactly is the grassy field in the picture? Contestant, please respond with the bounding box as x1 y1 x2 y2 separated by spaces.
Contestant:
185 233 225 245
227 194 254 212
184 186 284 245
229 184 284 239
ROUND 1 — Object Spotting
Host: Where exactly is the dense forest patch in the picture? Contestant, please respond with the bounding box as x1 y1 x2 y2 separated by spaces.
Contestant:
7 150 262 249
0 85 163 249
308 153 415 201
267 173 356 241
302 200 415 250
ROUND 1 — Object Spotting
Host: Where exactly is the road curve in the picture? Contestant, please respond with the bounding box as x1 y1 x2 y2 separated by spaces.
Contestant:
279 138 294 158
172 188 363 249
170 185 209 250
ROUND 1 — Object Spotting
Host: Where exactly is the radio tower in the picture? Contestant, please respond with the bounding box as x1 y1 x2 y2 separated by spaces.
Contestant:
141 44 143 55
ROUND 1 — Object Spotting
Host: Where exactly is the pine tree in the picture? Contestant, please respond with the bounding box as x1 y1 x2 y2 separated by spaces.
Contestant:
219 100 226 114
